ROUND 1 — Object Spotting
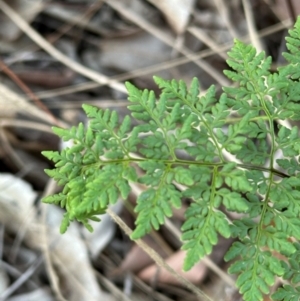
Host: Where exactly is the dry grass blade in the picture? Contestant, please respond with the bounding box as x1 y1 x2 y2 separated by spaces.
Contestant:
0 0 126 94
130 272 175 301
41 179 68 301
41 179 104 301
242 0 264 53
0 119 54 134
0 255 43 301
96 272 134 301
0 83 66 127
0 260 39 290
51 252 104 301
187 27 228 60
285 0 297 23
130 182 236 288
0 225 3 261
0 60 57 122
164 218 236 288
105 0 230 86
44 2 104 36
31 19 291 101
212 0 240 38
0 127 24 169
147 0 195 34
106 208 213 301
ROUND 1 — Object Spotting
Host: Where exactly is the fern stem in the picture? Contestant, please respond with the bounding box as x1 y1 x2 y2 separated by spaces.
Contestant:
81 157 288 179
260 100 276 170
239 171 274 297
171 90 225 162
140 100 177 160
107 126 130 158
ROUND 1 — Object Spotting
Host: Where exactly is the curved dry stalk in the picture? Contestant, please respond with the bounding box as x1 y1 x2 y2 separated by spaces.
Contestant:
31 20 290 100
0 0 126 94
40 179 69 301
212 0 241 38
105 0 230 86
163 219 236 287
130 181 236 288
242 0 264 53
0 119 54 134
0 127 24 169
106 207 213 301
0 59 57 124
187 27 228 60
0 255 44 301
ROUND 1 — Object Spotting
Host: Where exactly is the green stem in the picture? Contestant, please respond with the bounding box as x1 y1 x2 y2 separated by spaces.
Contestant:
173 91 225 162
83 157 288 178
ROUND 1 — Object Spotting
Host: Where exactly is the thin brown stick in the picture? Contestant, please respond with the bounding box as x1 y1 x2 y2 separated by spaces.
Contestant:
44 1 104 40
0 0 126 93
105 0 230 86
30 19 291 100
41 180 69 301
0 60 58 125
0 255 44 301
0 127 24 169
130 182 236 288
0 119 53 134
0 82 66 126
242 0 264 53
285 0 297 23
106 208 213 301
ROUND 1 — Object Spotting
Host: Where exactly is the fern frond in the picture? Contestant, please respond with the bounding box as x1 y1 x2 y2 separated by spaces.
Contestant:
42 17 300 301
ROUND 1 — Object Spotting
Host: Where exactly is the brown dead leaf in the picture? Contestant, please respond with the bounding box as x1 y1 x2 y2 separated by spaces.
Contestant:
109 235 169 277
137 250 207 285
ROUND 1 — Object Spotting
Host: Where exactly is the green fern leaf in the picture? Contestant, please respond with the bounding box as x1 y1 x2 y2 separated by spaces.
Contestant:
42 17 300 301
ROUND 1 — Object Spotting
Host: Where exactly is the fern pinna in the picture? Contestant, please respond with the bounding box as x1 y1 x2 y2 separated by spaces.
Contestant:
42 18 300 301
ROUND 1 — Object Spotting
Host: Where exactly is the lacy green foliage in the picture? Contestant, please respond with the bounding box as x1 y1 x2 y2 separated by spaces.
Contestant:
42 18 300 301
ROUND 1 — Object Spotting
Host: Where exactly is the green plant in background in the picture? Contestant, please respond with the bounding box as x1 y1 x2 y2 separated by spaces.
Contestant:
42 18 300 301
